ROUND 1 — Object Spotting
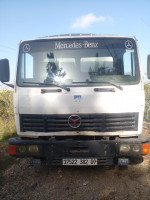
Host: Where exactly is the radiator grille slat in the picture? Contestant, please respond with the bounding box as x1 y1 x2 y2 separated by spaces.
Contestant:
20 113 138 132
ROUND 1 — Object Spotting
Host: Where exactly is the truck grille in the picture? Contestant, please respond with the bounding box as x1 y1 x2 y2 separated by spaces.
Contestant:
20 113 138 132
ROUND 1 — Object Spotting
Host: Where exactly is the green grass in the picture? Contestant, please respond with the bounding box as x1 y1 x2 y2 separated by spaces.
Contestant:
0 156 16 171
0 141 17 184
0 154 17 186
1 131 17 141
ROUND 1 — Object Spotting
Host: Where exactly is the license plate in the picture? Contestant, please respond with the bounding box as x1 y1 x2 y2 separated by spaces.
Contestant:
118 158 129 166
30 159 41 166
62 158 97 166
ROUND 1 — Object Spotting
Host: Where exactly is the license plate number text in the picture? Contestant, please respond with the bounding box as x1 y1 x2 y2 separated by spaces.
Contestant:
62 158 97 166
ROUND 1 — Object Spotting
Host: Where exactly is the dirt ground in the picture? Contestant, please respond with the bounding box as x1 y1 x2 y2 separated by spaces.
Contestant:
1 123 150 200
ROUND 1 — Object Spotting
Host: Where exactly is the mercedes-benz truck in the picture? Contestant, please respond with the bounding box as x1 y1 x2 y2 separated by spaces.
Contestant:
0 34 150 166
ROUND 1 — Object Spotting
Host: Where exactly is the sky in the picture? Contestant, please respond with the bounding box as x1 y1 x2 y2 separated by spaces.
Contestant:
0 0 150 83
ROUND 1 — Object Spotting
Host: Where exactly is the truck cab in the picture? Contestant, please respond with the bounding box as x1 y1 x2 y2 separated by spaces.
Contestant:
0 34 150 166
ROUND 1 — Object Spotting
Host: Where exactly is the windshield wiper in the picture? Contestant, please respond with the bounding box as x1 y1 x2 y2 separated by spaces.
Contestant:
23 82 70 92
90 81 123 90
72 81 123 90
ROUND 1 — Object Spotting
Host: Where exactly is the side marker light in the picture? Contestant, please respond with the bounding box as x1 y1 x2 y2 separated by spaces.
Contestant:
141 143 150 155
9 144 17 155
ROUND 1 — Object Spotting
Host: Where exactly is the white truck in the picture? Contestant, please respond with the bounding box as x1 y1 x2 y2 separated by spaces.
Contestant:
0 34 150 166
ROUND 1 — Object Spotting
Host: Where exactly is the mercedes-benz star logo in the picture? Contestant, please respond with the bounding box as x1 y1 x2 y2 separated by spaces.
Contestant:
68 115 81 128
125 40 133 49
23 44 30 52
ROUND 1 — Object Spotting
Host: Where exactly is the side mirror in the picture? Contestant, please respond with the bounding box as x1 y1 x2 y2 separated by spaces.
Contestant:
147 55 150 79
0 59 10 82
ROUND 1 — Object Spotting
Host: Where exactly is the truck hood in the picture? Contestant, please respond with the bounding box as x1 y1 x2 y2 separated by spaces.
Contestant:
14 84 144 115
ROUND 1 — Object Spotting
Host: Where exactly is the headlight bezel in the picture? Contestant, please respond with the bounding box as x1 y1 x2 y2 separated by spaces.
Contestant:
119 143 143 155
17 145 40 155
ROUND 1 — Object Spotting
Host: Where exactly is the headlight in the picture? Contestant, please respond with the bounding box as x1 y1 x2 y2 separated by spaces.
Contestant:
28 145 39 153
18 145 27 153
132 145 141 153
120 144 130 153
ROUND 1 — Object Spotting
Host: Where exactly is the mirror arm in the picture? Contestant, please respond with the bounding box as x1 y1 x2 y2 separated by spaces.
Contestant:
0 82 14 89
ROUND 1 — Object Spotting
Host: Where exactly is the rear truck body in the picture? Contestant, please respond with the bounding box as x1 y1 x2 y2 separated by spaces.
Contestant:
1 34 150 166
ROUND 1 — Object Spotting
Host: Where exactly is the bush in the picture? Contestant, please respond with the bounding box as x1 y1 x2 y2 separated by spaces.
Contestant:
0 90 17 140
144 84 150 121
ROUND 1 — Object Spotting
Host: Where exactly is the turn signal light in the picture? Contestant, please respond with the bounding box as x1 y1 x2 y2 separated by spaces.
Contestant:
141 143 150 155
9 144 17 155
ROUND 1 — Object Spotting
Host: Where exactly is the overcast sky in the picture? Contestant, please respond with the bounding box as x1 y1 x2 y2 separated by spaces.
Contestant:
0 0 150 82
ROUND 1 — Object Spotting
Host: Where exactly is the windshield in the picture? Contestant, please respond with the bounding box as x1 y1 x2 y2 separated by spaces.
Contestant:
17 38 140 86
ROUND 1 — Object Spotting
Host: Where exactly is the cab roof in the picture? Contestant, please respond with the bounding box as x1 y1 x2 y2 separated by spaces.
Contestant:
20 34 137 43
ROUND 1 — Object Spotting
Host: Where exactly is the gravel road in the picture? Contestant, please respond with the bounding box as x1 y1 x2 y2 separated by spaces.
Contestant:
1 123 150 200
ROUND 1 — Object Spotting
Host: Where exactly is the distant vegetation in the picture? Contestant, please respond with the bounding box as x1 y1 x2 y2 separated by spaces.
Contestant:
0 90 16 140
144 84 150 122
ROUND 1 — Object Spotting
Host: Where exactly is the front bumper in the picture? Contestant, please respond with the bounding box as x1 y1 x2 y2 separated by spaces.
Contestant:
9 136 150 166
